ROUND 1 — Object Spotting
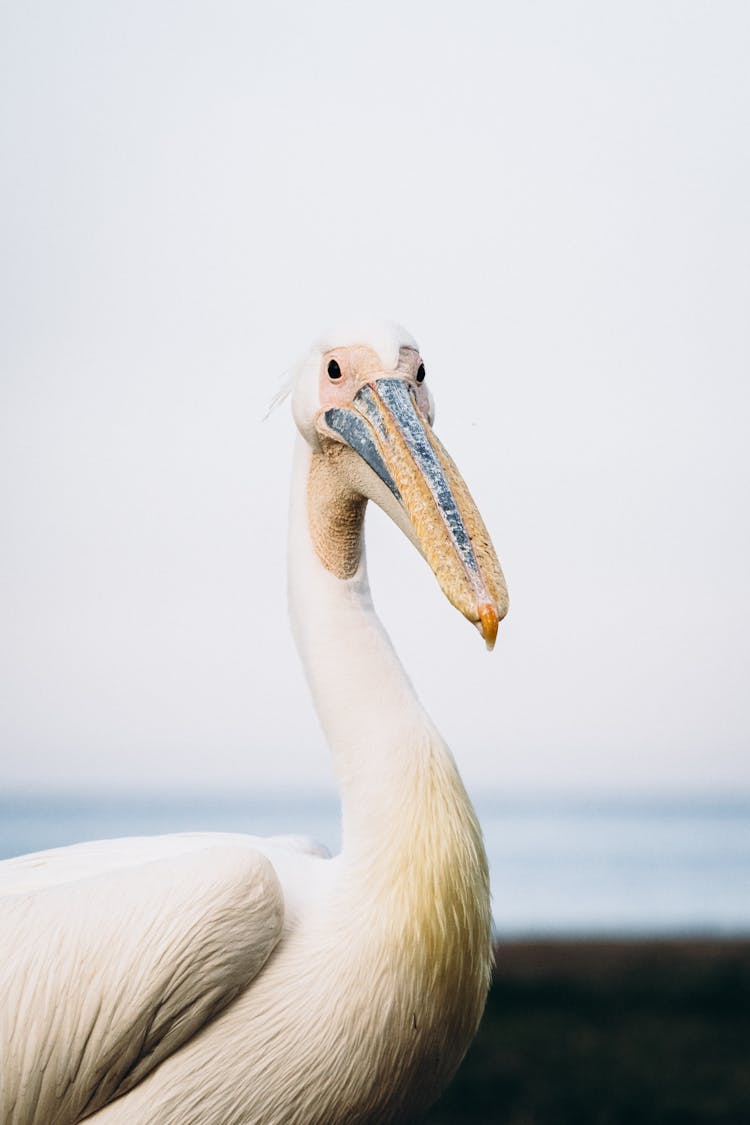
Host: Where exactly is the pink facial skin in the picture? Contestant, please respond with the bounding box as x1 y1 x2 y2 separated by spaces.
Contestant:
317 345 433 422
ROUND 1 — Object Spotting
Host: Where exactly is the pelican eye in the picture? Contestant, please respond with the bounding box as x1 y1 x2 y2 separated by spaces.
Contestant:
416 363 426 383
327 359 342 380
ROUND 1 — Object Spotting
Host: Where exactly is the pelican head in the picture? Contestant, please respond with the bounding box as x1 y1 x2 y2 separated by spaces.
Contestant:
291 320 508 649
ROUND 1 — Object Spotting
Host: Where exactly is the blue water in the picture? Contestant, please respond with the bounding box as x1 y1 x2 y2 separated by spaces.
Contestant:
1 793 748 936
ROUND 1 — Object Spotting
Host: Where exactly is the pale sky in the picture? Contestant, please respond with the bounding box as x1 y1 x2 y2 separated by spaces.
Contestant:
1 1 748 797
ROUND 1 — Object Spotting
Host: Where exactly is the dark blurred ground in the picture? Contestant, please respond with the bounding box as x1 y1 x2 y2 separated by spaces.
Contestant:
425 939 750 1125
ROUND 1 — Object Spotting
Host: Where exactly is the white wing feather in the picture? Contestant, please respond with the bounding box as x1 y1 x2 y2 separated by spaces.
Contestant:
0 838 287 1125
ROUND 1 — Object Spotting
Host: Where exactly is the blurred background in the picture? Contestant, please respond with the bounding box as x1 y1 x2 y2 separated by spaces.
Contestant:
1 2 749 1121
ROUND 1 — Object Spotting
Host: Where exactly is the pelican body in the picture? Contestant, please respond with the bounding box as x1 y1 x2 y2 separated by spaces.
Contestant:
0 322 508 1125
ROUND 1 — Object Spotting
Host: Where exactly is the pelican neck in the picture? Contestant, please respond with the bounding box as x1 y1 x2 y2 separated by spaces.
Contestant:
287 436 454 856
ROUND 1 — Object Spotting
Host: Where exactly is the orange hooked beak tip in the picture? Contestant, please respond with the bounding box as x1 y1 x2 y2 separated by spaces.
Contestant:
478 603 499 651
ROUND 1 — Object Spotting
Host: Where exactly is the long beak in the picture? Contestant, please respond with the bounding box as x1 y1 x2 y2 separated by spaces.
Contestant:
323 378 508 649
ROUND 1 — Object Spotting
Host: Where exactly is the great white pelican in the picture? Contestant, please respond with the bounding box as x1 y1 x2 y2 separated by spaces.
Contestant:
0 321 508 1125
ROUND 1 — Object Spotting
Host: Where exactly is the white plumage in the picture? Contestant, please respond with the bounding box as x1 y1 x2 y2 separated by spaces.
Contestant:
0 322 508 1125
